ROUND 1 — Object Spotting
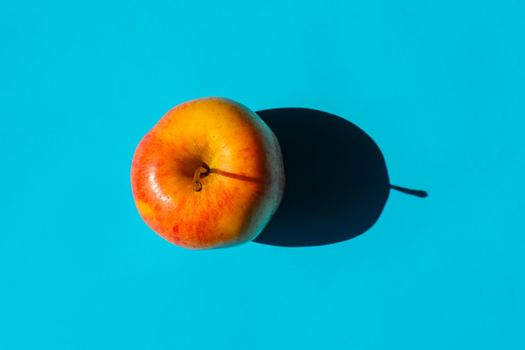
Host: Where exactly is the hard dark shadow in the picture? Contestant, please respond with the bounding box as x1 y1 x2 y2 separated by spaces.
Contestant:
254 108 391 247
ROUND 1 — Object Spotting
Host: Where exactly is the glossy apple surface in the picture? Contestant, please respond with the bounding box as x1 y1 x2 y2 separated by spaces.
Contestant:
131 97 285 249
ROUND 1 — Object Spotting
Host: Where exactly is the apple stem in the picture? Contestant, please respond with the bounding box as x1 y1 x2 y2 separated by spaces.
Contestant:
193 163 210 192
390 184 428 198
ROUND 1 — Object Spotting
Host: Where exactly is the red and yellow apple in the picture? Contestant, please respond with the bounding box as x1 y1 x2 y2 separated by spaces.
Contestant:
130 97 285 249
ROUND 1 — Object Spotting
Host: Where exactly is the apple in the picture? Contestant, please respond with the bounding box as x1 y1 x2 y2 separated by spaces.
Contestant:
130 97 285 249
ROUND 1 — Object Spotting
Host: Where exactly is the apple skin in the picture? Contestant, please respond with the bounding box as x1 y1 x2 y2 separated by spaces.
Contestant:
130 97 285 249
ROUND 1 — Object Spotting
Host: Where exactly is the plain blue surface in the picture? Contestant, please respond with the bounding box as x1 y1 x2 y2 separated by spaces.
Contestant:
1 0 524 349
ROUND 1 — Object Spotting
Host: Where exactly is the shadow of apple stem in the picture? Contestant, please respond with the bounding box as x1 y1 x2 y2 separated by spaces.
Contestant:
390 184 428 198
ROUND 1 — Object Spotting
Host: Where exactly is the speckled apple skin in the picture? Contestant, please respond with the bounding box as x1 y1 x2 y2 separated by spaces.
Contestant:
130 97 285 249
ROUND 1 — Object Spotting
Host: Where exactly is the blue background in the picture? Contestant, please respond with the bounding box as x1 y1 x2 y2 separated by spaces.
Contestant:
2 0 524 349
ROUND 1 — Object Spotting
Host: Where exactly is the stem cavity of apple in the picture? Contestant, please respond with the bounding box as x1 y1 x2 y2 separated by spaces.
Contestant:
193 162 211 192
